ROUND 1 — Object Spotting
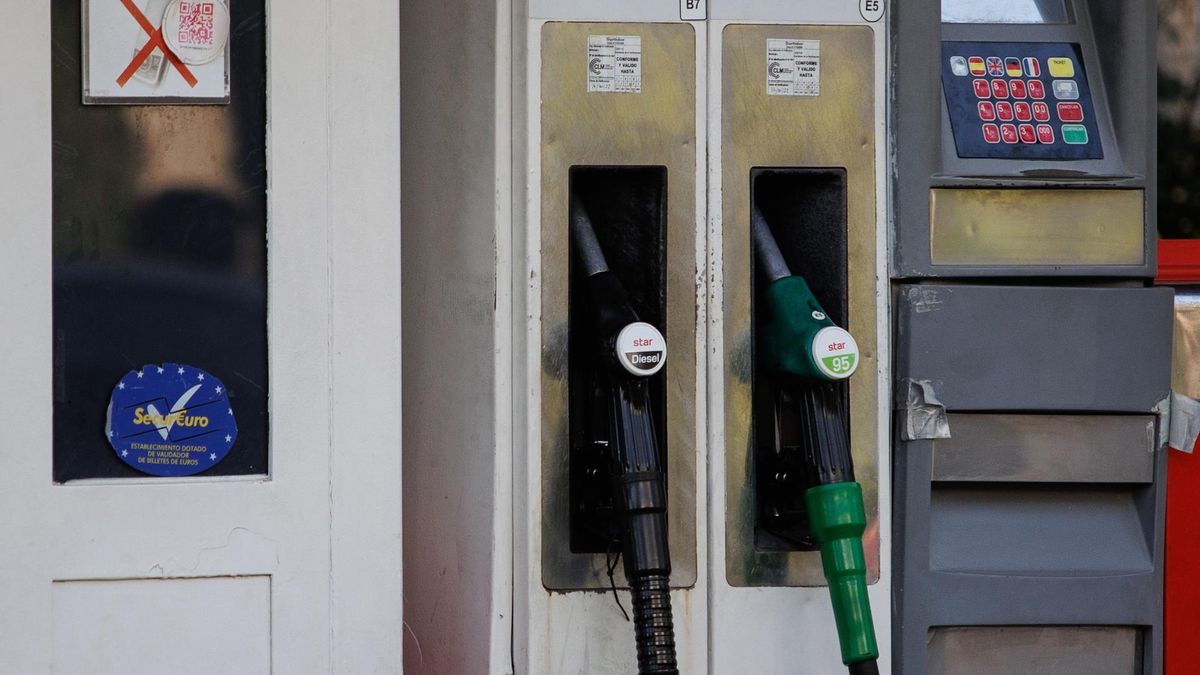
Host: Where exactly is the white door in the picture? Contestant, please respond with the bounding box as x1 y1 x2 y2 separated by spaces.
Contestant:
0 1 401 672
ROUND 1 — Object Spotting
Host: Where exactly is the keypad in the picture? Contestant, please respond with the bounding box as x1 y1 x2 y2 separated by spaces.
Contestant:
942 41 1101 160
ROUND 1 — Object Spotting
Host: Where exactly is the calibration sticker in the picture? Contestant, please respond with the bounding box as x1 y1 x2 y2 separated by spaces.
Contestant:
587 35 642 93
106 363 238 477
766 39 820 96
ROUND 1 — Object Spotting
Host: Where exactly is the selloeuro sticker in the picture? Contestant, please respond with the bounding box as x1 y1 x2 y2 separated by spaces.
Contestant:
105 363 238 476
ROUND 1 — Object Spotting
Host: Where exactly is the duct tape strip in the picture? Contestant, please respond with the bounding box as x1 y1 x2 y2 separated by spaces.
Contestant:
1170 391 1200 454
900 378 951 441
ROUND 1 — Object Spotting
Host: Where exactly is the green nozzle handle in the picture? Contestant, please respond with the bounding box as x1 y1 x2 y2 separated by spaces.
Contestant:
762 276 860 382
805 482 879 665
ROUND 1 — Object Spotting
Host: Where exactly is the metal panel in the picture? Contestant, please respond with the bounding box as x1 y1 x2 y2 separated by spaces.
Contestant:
929 485 1153 574
896 285 1173 413
721 24 879 587
540 22 698 590
929 189 1144 266
891 0 1156 278
932 414 1155 483
928 626 1141 675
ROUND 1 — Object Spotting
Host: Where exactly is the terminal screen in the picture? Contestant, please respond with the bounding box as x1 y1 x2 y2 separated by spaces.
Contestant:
942 0 1068 24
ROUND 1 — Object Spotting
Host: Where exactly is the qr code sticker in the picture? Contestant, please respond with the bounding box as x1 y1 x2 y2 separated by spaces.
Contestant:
177 3 216 47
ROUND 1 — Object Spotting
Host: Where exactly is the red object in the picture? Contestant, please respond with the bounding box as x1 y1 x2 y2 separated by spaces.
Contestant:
116 0 198 88
1167 424 1200 675
1010 79 1027 99
1159 239 1200 284
1014 102 1032 122
1028 80 1046 99
1018 124 1036 144
1159 238 1200 675
1036 124 1054 144
974 79 991 99
978 101 996 121
1000 124 1018 144
1057 102 1084 122
1032 101 1051 121
991 79 1010 98
981 123 1000 144
996 101 1014 121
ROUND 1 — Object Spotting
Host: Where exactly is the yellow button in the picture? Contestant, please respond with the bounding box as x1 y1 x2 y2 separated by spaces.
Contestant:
1047 57 1075 78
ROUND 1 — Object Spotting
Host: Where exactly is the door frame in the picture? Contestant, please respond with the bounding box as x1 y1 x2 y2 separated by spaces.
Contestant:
0 0 401 671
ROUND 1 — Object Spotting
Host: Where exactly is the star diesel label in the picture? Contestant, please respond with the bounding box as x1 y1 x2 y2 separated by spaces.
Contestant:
106 363 238 476
615 322 666 377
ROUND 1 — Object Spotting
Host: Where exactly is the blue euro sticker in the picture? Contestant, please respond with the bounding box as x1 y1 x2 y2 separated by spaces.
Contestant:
105 363 238 477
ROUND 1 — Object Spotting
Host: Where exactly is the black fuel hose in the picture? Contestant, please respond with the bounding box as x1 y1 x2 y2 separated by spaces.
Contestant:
572 199 679 675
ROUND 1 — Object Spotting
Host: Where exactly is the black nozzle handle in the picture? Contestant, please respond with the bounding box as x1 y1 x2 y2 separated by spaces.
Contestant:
571 198 610 277
752 204 792 282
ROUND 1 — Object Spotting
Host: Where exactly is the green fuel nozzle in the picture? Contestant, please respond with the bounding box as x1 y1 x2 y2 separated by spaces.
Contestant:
753 206 860 383
753 205 878 671
761 276 860 382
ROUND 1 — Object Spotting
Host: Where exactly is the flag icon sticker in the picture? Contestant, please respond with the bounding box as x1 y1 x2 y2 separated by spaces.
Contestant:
968 56 986 76
1005 58 1023 77
1023 57 1041 77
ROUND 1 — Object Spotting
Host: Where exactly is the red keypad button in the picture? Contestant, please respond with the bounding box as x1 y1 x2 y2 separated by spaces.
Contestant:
1018 124 1037 144
1014 101 1032 122
1057 101 1084 122
1036 124 1054 144
973 79 991 99
1000 123 1018 144
1009 80 1027 99
1032 101 1051 122
1027 80 1046 99
996 101 1014 121
978 101 996 121
982 123 1000 144
991 79 1009 99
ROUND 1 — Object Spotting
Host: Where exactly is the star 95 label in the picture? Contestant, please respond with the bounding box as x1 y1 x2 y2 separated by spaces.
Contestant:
615 322 666 377
812 326 859 380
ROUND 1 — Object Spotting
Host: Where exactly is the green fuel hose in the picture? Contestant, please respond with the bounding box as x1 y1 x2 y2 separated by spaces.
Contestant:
806 482 878 668
754 205 878 672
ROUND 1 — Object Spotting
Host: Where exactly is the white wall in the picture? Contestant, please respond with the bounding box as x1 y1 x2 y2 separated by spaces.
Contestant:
401 1 508 672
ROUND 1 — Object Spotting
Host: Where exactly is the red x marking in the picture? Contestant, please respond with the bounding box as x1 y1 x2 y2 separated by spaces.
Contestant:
116 0 198 88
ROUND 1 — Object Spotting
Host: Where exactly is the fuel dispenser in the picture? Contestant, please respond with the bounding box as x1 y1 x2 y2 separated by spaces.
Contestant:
752 205 879 673
398 0 1176 671
532 15 704 675
568 193 677 673
404 2 892 669
709 11 890 675
892 1 1171 673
